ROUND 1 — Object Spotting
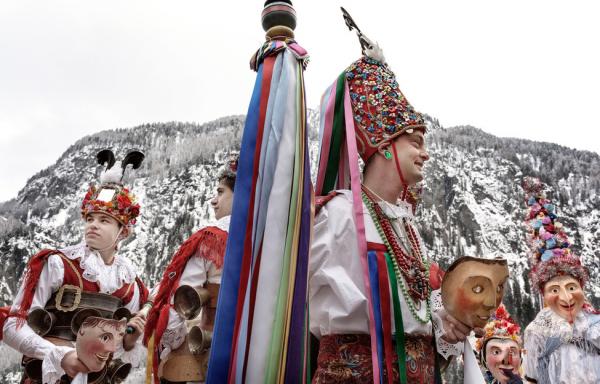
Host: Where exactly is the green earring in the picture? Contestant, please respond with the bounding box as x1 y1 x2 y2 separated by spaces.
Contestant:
384 150 392 160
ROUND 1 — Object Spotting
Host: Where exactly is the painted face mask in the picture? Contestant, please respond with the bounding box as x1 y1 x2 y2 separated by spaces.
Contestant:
441 256 509 328
484 338 521 383
76 317 127 372
543 275 585 323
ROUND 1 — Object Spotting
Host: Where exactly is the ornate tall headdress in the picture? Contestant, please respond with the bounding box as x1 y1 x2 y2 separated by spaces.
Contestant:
81 149 144 227
316 8 426 196
523 177 588 292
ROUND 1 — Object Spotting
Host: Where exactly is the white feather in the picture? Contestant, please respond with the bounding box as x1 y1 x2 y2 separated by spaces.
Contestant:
362 36 386 64
100 161 123 184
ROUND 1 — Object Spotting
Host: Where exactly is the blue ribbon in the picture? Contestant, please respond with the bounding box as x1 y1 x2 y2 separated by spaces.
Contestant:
368 250 385 384
206 65 264 383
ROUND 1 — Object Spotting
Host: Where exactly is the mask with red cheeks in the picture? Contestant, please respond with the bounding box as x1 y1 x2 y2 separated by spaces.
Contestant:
442 257 509 328
543 275 585 323
484 339 521 383
76 317 126 372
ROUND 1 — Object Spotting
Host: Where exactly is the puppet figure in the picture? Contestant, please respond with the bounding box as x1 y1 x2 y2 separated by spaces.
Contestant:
522 177 600 384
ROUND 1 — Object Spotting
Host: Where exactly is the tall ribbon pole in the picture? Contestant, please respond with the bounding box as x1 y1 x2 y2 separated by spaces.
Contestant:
207 1 311 383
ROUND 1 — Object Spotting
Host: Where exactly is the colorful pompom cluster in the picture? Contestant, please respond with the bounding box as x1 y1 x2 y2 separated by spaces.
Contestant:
523 177 587 291
345 57 426 162
81 183 140 227
475 304 521 352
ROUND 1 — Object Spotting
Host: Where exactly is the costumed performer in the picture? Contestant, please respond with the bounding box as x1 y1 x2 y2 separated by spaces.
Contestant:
521 177 600 384
475 305 523 384
0 149 149 384
143 157 236 384
309 8 472 384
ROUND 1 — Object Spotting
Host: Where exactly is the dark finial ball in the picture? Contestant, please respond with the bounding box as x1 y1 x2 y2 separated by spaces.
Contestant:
262 1 296 32
264 0 292 5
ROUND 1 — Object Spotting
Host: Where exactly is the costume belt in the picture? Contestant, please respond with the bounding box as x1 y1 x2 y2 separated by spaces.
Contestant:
27 285 126 342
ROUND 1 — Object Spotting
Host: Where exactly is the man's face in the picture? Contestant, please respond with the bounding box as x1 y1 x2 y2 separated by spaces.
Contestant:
210 180 233 220
76 317 126 372
485 339 521 384
84 212 122 251
390 130 429 185
442 259 509 328
543 275 585 323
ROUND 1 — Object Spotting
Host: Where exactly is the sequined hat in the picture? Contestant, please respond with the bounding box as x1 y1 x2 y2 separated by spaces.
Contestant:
345 57 426 162
523 177 588 292
315 7 427 196
81 149 144 227
337 7 426 163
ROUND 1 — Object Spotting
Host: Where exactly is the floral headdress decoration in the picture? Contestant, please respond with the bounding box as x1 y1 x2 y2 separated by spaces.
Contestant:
217 153 238 191
475 304 522 361
523 177 588 292
81 149 144 227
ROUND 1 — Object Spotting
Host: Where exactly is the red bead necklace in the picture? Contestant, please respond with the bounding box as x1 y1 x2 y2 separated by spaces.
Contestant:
362 186 429 303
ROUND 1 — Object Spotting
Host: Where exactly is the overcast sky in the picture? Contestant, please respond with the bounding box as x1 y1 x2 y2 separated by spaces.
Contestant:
1 0 599 202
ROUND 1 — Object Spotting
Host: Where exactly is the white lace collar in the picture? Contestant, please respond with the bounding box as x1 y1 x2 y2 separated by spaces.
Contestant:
337 189 414 221
377 199 414 221
216 215 231 232
527 307 587 342
59 242 137 293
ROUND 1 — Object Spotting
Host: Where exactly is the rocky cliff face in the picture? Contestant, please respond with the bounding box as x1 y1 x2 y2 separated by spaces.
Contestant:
1 113 599 381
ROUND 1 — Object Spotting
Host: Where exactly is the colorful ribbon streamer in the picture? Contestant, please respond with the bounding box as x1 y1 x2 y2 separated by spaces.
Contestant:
207 39 311 384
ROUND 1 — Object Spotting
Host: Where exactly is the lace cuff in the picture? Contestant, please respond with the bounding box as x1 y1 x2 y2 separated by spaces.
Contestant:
431 289 463 359
115 335 146 368
159 320 187 360
42 345 74 384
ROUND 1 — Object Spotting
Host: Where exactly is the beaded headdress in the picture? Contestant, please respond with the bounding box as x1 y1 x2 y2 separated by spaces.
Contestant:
81 149 144 227
523 177 588 292
315 8 427 195
345 58 426 162
341 8 426 163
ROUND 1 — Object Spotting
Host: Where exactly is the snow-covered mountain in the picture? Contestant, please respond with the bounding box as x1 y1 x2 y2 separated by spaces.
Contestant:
1 113 599 382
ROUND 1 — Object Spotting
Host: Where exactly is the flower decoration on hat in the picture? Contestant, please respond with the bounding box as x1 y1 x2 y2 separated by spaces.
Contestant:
81 149 144 227
340 7 426 163
523 177 588 292
218 153 239 181
475 304 522 355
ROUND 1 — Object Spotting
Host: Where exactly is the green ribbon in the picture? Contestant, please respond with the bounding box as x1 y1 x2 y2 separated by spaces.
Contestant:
385 252 408 384
322 73 346 194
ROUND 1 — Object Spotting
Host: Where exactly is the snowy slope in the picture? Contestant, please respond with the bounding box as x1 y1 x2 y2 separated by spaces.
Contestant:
1 114 599 382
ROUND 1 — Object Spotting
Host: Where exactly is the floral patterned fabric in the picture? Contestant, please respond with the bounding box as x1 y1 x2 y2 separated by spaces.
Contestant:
313 334 436 384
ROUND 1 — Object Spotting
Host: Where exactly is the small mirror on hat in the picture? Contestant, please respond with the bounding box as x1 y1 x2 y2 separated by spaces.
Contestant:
97 188 117 203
